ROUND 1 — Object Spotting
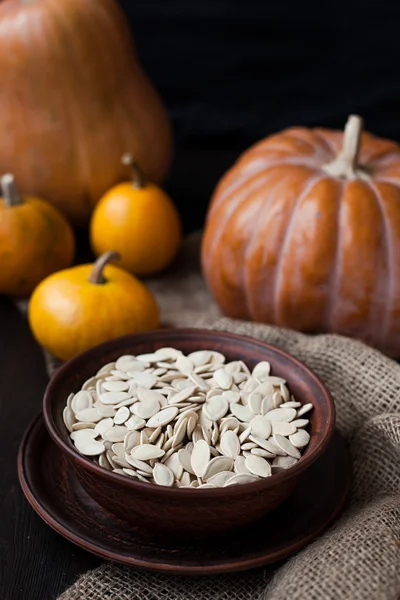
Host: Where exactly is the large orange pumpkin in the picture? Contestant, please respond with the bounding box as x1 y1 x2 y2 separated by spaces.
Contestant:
0 0 172 225
202 115 400 356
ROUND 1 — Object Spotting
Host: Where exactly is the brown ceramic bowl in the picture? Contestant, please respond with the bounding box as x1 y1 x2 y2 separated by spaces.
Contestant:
43 329 335 536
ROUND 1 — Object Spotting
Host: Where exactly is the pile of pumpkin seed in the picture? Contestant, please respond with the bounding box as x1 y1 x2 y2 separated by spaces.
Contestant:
63 348 312 488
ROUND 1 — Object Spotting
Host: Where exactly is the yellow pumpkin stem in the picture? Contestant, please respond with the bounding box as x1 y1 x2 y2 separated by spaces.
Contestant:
122 153 146 189
89 251 121 284
322 114 370 181
1 174 23 207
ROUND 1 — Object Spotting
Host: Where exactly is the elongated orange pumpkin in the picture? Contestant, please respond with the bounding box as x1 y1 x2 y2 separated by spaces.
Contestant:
202 115 400 356
0 0 172 225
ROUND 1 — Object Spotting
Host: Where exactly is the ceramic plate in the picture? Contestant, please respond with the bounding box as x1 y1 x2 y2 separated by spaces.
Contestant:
18 415 351 574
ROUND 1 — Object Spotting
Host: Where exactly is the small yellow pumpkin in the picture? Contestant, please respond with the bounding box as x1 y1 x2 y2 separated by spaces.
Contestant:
29 252 159 361
0 174 75 297
90 155 182 275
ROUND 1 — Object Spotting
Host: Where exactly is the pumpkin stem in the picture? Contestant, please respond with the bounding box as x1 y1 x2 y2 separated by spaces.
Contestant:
1 174 23 207
89 251 121 285
122 153 146 189
322 114 371 181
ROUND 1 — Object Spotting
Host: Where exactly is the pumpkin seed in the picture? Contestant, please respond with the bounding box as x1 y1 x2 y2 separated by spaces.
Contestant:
191 440 210 477
230 403 253 423
271 421 297 436
264 407 297 422
153 463 174 487
245 455 271 478
114 406 130 425
203 395 229 421
131 444 165 460
203 456 234 480
289 429 311 448
225 473 259 486
273 434 301 458
250 415 271 439
220 430 240 459
297 403 314 417
213 368 233 390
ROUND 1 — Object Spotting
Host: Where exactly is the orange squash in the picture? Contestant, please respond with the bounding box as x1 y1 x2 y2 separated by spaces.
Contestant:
90 155 182 275
29 252 160 361
0 0 172 225
0 174 75 297
202 115 400 356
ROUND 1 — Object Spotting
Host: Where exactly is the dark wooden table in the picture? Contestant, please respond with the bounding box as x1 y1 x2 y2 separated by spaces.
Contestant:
0 139 245 600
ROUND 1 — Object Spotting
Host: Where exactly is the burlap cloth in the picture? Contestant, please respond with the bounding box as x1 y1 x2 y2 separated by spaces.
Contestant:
34 234 400 600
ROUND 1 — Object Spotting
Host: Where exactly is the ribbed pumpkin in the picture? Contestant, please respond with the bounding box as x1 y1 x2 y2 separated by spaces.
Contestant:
202 115 400 356
0 0 172 225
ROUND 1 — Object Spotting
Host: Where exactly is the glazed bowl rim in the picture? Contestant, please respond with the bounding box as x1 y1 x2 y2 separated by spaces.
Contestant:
43 328 336 498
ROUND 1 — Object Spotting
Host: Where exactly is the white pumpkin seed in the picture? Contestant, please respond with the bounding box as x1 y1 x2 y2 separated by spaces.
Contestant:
250 415 272 439
114 406 130 425
252 361 271 380
248 392 263 415
153 463 174 487
291 419 309 428
213 368 233 390
165 452 184 479
98 405 117 418
70 428 98 442
220 430 240 459
264 407 297 422
146 407 179 428
103 426 129 442
289 429 311 448
272 455 298 470
71 390 93 414
95 417 114 436
132 398 160 419
176 355 194 375
191 440 210 477
72 422 96 431
63 407 75 432
203 456 234 480
251 448 275 458
99 453 112 470
222 390 241 404
234 455 251 475
273 434 301 458
271 421 297 436
245 455 271 478
103 380 130 392
131 444 165 460
203 395 229 421
241 442 257 450
230 403 253 422
297 403 314 417
207 471 234 486
125 415 146 430
224 473 259 486
178 448 196 475
100 391 131 405
75 437 105 456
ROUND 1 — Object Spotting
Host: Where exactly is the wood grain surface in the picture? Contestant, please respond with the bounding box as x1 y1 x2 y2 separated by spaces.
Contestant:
0 297 100 600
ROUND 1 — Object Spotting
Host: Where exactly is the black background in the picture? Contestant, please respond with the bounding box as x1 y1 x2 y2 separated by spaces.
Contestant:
114 1 400 230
